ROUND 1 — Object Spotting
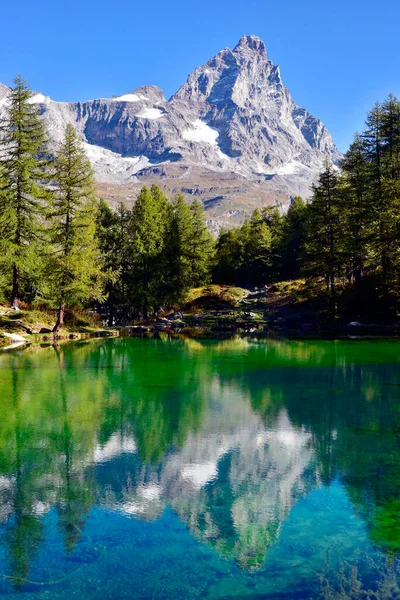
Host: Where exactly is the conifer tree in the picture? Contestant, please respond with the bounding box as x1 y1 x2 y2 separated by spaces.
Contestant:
0 75 49 308
363 99 400 292
261 206 284 279
48 124 104 336
304 162 344 315
362 102 391 286
214 228 241 284
246 208 273 283
129 186 166 317
381 94 400 180
340 134 371 288
188 199 215 286
379 96 400 290
97 199 126 325
149 184 173 309
280 196 307 280
165 194 194 305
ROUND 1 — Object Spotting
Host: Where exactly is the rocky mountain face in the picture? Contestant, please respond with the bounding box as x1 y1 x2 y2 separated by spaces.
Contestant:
0 36 340 229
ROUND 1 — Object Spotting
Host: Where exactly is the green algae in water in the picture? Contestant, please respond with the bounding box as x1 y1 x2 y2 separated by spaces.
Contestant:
0 338 400 597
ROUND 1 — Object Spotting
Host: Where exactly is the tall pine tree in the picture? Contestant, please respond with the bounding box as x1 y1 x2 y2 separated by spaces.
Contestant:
188 199 215 287
280 196 307 280
304 162 344 316
48 124 104 335
129 186 166 317
340 134 371 289
0 75 49 308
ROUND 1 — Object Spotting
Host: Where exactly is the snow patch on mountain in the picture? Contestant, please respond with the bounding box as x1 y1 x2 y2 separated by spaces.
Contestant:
137 107 163 119
182 120 231 161
83 143 152 182
28 93 51 105
182 120 219 145
112 93 143 102
277 161 313 175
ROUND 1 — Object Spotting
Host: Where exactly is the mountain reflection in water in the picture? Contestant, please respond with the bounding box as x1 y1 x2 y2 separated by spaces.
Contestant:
0 337 399 598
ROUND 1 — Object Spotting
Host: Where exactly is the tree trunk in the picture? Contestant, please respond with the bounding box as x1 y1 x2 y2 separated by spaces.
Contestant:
11 264 20 309
53 301 65 338
108 310 114 327
354 261 362 291
143 299 148 320
329 270 337 321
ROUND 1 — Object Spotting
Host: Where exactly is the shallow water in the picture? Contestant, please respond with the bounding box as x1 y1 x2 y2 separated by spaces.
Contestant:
0 337 400 598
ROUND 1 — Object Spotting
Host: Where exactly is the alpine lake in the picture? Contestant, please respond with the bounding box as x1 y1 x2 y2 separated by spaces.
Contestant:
0 336 400 599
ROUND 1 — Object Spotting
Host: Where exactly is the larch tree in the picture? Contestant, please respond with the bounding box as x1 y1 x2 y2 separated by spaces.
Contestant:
165 194 194 305
96 199 126 326
246 208 273 283
0 75 49 309
280 196 307 280
129 186 166 317
340 134 371 289
188 199 215 287
48 124 104 336
304 162 344 316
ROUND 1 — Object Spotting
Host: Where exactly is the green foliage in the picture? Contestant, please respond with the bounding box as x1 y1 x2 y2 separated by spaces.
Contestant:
303 162 344 303
280 196 307 280
0 75 49 308
96 186 214 321
214 207 281 285
47 124 105 333
2 75 400 327
188 199 215 286
213 93 400 322
127 185 170 317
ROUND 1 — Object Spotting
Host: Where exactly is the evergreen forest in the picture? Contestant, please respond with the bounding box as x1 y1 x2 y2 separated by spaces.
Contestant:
1 76 400 332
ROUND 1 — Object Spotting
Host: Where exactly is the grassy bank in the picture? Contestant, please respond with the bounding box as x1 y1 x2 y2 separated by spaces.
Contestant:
2 279 400 351
0 305 118 347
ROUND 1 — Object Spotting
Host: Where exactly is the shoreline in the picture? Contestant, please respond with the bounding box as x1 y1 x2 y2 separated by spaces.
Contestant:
2 326 400 353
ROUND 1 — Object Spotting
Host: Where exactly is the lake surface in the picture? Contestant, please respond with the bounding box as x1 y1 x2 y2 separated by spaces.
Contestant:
0 337 400 599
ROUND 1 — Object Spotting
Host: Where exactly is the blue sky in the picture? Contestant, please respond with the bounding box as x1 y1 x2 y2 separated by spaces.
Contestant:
1 0 399 151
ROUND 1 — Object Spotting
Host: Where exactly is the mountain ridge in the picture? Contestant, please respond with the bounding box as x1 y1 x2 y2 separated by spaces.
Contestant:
0 35 340 229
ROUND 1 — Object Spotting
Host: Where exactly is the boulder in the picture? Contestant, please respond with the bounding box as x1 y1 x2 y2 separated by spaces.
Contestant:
2 332 27 343
39 327 53 334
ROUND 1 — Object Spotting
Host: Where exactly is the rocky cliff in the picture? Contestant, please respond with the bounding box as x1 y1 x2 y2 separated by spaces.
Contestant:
0 35 340 229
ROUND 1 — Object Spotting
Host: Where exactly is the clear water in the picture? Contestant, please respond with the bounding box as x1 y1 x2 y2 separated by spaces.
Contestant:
0 337 400 599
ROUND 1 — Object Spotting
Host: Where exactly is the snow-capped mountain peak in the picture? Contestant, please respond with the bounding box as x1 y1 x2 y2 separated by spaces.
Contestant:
0 36 340 229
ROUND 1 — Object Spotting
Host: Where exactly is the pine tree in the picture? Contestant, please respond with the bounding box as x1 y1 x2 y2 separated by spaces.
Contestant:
48 124 104 335
363 99 400 293
304 162 344 316
379 96 400 291
246 208 273 283
261 206 284 279
188 199 215 286
129 186 166 317
381 94 400 180
149 184 173 310
0 75 49 308
340 134 371 289
96 199 126 326
214 228 241 284
164 194 194 305
362 102 391 287
280 196 307 280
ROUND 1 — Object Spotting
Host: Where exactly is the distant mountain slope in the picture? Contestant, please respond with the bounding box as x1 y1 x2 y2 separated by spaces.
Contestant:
0 35 340 229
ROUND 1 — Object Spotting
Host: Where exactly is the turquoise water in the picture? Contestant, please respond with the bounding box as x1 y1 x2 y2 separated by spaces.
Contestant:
0 337 400 598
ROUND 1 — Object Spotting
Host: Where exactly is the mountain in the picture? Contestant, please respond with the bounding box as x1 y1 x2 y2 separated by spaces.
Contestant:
0 36 340 229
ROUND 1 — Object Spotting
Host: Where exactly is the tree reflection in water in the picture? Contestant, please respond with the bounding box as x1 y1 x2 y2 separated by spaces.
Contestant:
0 338 399 595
